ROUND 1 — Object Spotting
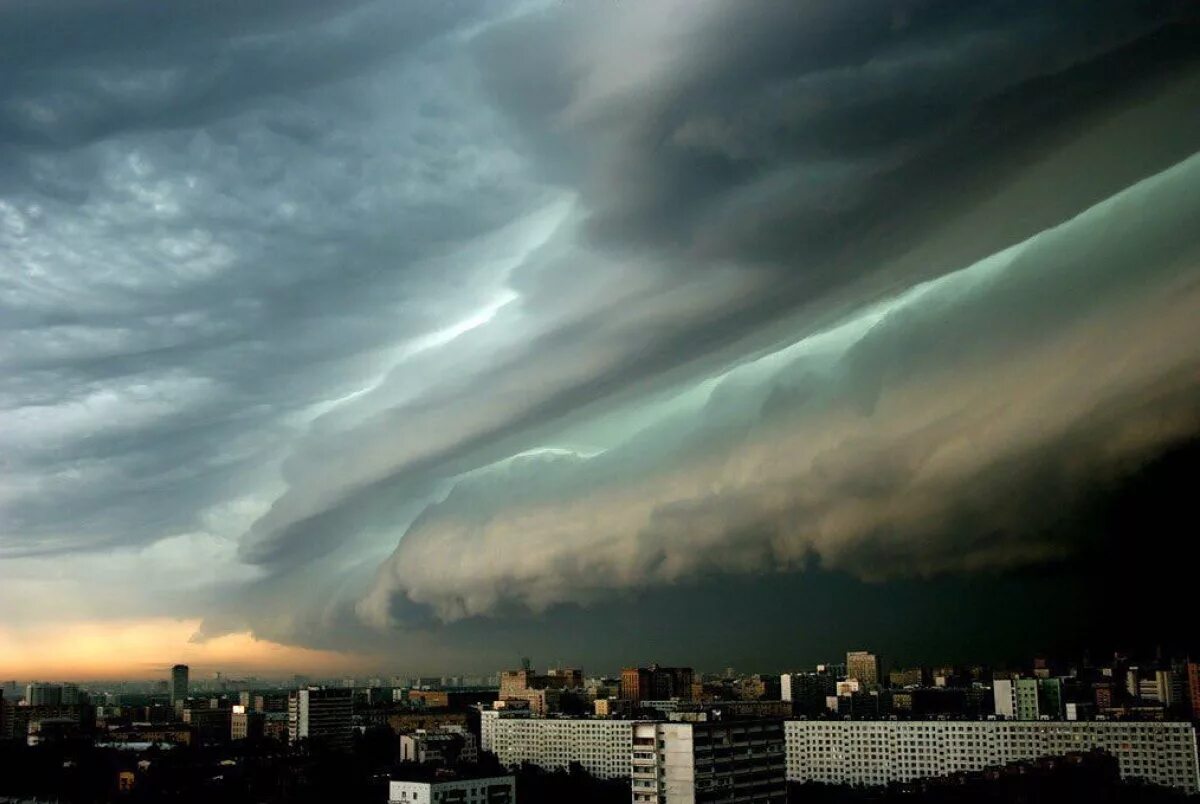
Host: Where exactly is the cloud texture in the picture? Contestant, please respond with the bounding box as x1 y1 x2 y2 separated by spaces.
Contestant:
2 0 1199 671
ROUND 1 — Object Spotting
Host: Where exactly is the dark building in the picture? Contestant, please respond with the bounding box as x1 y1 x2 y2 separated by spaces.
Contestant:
621 664 694 703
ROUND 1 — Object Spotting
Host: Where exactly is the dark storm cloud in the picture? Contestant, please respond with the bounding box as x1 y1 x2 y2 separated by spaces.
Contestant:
360 154 1200 624
1 0 1198 666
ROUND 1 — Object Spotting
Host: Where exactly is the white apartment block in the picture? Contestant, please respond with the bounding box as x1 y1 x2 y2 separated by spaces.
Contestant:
632 720 787 804
784 720 1199 793
388 775 514 804
480 710 638 779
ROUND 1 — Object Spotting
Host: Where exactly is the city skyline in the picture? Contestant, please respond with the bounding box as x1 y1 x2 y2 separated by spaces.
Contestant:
3 1 1200 680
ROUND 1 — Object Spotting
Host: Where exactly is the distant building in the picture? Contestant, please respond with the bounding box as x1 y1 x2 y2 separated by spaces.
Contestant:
182 704 231 742
632 720 787 803
399 725 478 764
230 705 264 741
846 652 881 688
498 667 581 714
288 687 353 751
785 720 1199 793
25 683 62 707
620 665 694 704
995 677 1064 720
888 667 929 688
170 665 189 709
387 773 514 804
781 672 836 717
594 698 632 718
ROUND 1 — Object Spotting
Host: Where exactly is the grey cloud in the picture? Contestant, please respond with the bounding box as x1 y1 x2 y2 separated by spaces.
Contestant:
360 152 1200 625
1 0 1197 668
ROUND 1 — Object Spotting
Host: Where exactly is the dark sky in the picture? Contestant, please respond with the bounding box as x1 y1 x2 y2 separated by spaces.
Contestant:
1 1 1198 677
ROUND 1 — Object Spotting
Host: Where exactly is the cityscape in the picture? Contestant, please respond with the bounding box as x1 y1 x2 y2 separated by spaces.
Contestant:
3 1 1200 803
2 649 1199 802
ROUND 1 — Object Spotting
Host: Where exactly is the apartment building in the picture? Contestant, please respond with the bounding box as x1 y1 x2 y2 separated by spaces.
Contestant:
784 719 1199 793
480 710 637 779
632 720 786 803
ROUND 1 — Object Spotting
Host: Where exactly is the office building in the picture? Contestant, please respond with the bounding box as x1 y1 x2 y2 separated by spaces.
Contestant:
170 665 189 709
480 710 637 779
288 687 353 751
784 720 1199 793
388 773 514 804
632 720 786 803
846 652 880 688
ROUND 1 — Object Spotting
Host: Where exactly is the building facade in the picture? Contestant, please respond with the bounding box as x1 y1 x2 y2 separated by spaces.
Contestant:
401 725 479 764
783 720 1199 793
231 705 264 740
480 711 637 779
288 687 353 751
632 720 787 803
846 652 880 688
388 775 515 804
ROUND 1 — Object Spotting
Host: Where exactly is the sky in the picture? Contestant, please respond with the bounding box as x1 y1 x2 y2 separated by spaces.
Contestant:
2 1 1199 681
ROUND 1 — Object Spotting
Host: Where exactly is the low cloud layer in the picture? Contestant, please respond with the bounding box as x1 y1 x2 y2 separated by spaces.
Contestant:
2 0 1198 672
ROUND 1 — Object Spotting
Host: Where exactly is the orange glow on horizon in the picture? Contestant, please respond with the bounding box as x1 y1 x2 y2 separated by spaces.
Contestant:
0 618 375 680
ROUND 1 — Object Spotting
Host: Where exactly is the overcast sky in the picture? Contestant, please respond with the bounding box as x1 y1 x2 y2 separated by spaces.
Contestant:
2 0 1199 679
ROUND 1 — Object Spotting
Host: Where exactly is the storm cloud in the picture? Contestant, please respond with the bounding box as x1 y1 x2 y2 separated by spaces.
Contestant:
2 0 1198 670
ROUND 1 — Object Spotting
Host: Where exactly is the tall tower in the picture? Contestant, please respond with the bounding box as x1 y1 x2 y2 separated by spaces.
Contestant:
170 664 189 708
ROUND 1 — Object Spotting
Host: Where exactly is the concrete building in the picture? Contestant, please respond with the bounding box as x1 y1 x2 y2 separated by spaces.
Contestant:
784 720 1199 793
632 720 786 803
480 710 637 779
846 652 880 688
388 774 514 804
400 725 479 764
288 687 353 751
170 665 189 709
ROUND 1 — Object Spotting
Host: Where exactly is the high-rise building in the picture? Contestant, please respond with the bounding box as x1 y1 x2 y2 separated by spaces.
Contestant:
170 665 189 709
621 668 652 704
846 651 880 688
25 683 62 707
287 687 352 751
632 720 787 803
784 720 1199 793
